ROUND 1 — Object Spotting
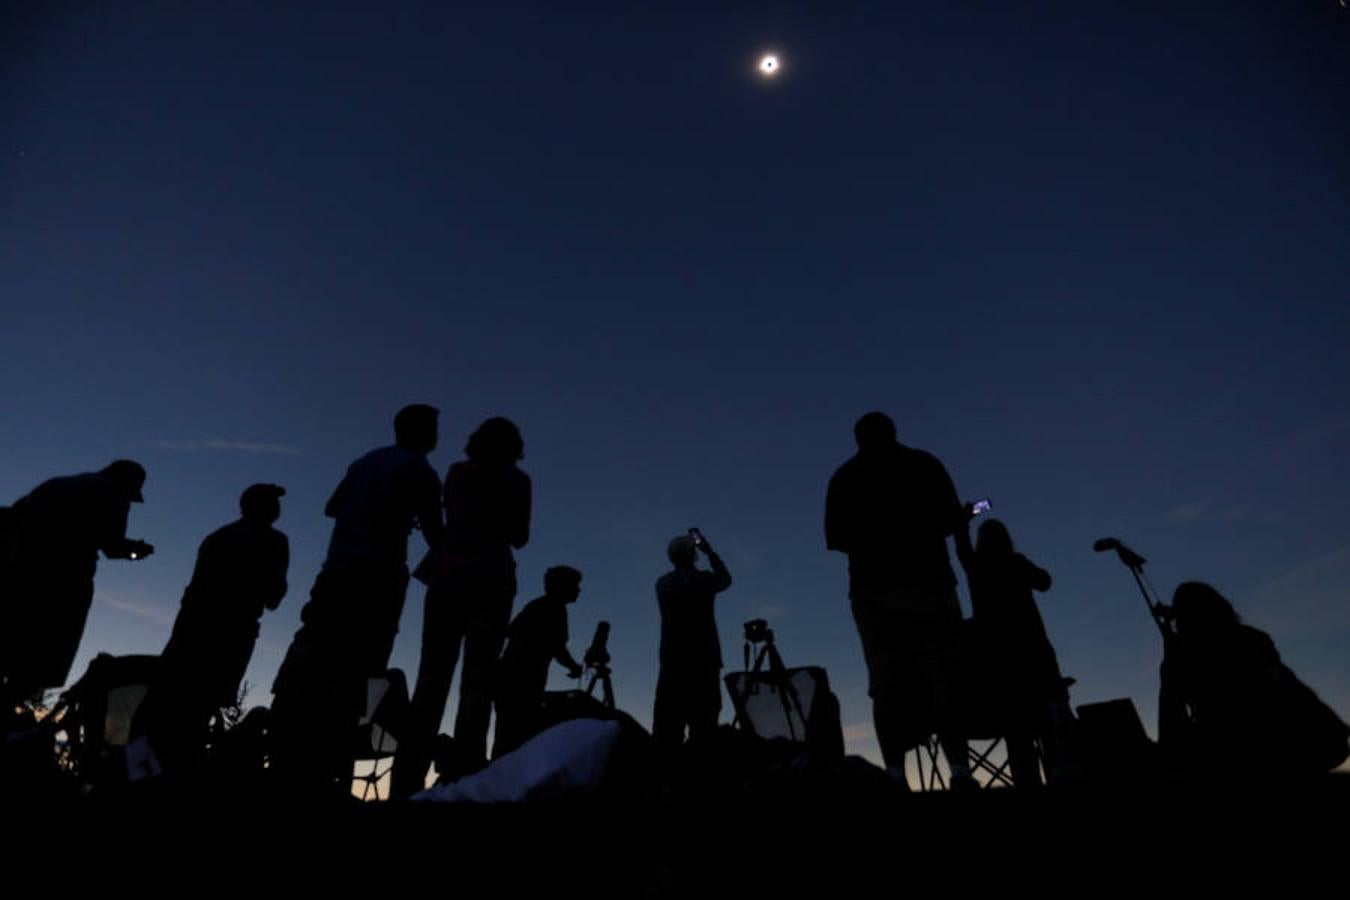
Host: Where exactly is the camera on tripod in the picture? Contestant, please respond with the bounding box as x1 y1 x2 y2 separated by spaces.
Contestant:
581 621 615 709
726 616 845 756
583 621 611 668
743 618 772 644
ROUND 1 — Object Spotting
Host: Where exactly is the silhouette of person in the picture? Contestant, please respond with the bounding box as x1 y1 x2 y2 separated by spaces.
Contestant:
392 417 530 796
270 405 443 791
491 565 584 759
1159 581 1349 778
132 484 289 772
958 517 1072 786
652 531 732 749
0 460 153 706
825 412 973 787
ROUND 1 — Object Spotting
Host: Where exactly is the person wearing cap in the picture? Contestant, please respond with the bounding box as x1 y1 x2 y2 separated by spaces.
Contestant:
825 412 974 789
271 405 444 791
652 531 732 750
0 460 153 705
132 483 289 771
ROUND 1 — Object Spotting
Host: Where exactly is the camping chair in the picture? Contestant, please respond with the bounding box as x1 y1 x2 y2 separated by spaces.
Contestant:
909 624 1078 791
350 668 409 801
52 653 160 784
724 622 844 758
907 680 1074 793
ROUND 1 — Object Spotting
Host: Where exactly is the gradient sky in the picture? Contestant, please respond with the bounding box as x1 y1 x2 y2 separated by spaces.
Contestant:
3 1 1347 768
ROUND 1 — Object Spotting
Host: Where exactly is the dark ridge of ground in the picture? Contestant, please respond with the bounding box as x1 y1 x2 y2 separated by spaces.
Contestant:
8 774 1346 895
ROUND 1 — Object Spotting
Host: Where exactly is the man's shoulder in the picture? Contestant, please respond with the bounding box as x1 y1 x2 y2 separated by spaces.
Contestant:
203 520 243 544
900 444 949 472
831 454 863 477
521 593 550 614
827 455 865 493
204 520 288 550
362 445 438 483
57 472 117 501
694 567 726 585
355 444 426 467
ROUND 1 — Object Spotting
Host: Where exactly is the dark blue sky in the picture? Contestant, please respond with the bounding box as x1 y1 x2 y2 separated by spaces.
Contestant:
3 1 1347 765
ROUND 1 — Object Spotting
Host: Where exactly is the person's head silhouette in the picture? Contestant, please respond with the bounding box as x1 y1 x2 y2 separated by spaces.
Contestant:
853 412 897 452
667 535 697 570
543 565 582 604
395 404 440 454
1171 581 1240 637
101 459 147 503
240 483 285 525
975 519 1014 557
466 417 524 464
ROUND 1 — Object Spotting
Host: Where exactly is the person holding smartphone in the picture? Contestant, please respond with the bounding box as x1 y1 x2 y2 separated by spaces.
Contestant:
1 460 153 710
652 528 733 750
957 515 1073 786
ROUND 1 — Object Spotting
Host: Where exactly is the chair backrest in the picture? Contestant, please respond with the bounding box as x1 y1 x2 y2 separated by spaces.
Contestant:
349 669 410 801
725 665 844 757
1076 697 1156 781
61 654 160 748
52 654 160 785
354 668 409 760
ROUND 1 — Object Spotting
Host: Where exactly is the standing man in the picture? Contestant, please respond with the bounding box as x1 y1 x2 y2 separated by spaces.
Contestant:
270 405 443 792
0 460 153 708
825 412 973 788
653 530 732 749
134 483 289 771
491 565 584 758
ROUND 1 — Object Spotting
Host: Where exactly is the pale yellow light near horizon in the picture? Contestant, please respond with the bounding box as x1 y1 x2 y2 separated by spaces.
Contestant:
758 54 781 77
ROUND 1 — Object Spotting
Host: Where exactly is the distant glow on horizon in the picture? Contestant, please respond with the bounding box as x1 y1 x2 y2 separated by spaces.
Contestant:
758 54 780 77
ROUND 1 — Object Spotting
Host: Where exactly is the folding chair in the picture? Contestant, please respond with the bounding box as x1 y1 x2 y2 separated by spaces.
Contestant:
350 668 409 801
724 623 844 757
52 653 160 784
910 676 1078 790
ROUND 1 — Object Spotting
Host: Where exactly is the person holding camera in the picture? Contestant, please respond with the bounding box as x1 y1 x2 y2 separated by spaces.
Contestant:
1 460 153 708
491 565 585 758
1159 581 1348 778
653 530 733 749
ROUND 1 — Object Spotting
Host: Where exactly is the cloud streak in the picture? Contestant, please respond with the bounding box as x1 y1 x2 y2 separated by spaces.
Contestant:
1167 500 1211 522
149 439 301 456
99 596 174 626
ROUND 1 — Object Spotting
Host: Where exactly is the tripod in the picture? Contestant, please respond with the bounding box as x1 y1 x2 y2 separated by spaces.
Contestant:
583 661 615 710
733 620 809 741
1094 537 1174 638
582 620 615 710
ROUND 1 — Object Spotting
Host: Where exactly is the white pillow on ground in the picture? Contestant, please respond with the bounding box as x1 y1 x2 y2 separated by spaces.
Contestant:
414 718 622 803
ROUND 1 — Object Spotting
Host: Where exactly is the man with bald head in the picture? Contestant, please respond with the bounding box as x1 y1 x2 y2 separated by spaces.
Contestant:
826 412 973 788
